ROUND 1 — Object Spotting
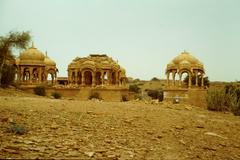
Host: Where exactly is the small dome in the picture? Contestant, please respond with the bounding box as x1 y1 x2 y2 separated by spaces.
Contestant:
44 56 56 66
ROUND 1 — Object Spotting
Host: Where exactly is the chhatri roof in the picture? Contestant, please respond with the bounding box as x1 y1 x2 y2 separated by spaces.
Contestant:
68 54 121 71
18 42 56 67
166 51 204 72
19 42 45 65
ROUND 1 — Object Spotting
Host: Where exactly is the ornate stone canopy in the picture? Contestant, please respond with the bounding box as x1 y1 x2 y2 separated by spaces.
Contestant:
68 54 127 86
15 43 58 85
166 51 205 88
166 51 204 73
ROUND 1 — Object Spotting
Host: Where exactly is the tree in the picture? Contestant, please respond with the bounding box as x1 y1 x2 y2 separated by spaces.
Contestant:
151 77 160 81
183 75 210 87
0 31 31 86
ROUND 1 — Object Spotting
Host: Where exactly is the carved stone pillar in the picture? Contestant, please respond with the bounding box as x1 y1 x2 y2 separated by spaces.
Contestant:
172 70 176 87
81 72 85 86
179 73 182 87
29 68 33 84
188 74 192 88
116 72 119 86
20 67 23 82
54 71 57 85
195 71 198 87
68 70 71 84
107 70 110 85
201 74 204 88
101 71 104 86
92 72 96 87
75 69 78 84
166 72 170 87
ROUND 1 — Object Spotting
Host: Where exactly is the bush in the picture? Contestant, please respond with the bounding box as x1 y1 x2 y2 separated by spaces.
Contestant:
224 84 240 116
206 90 228 111
121 95 129 102
147 89 164 102
1 64 16 87
34 85 46 96
89 92 101 100
129 84 140 93
206 85 240 115
229 94 240 116
7 123 27 135
51 92 62 99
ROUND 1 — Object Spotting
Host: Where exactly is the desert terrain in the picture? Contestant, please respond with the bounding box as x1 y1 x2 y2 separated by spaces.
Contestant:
0 88 240 160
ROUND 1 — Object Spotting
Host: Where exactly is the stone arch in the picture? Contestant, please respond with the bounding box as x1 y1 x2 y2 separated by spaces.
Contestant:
84 70 93 86
179 69 192 88
32 68 39 83
47 69 56 85
23 67 30 82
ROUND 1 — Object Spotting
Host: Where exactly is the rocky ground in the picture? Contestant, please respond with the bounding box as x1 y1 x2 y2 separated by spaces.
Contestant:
0 88 240 159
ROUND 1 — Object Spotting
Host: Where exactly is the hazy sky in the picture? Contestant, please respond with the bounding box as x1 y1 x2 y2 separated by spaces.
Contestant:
1 0 240 81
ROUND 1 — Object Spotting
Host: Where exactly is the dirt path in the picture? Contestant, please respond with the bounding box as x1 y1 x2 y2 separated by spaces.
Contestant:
0 90 240 159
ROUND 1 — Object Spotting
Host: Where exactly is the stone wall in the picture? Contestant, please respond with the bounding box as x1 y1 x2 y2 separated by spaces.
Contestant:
21 87 130 102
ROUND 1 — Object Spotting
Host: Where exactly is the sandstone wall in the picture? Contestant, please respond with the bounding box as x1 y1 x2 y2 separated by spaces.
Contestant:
164 89 207 107
21 87 130 102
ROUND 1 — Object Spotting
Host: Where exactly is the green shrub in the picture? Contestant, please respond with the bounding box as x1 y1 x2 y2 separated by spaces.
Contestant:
34 85 46 96
51 92 62 99
89 92 101 100
147 89 164 102
121 95 129 102
206 90 228 111
129 84 140 93
7 123 27 135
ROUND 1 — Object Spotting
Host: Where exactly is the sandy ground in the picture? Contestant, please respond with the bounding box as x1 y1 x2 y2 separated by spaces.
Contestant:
0 88 240 159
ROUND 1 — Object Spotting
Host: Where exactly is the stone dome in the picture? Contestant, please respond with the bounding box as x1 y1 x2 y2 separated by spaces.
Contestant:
172 51 202 65
166 51 204 72
19 43 45 65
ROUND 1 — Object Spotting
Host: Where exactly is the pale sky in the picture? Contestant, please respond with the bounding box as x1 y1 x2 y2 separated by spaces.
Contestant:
0 0 240 81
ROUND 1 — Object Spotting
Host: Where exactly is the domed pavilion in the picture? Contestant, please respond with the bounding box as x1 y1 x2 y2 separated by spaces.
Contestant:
166 51 205 88
68 54 127 87
15 43 58 85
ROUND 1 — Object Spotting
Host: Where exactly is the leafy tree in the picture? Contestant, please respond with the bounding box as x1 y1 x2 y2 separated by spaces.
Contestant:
0 31 31 86
183 75 210 87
